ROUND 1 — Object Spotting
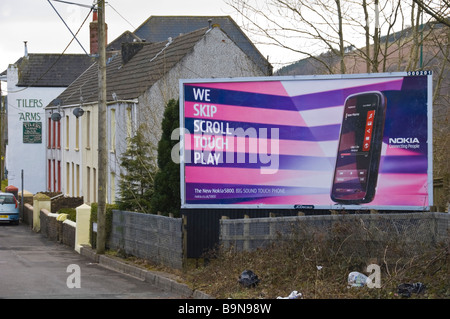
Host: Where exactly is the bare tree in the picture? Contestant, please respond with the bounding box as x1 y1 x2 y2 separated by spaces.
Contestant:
228 0 449 73
413 0 450 27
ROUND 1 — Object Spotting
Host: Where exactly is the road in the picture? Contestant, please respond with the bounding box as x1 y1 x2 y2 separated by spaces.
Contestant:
0 223 183 299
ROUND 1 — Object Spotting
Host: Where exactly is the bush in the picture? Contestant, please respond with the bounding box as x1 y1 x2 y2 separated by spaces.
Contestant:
57 208 76 222
188 219 450 299
89 202 118 249
151 99 181 217
117 124 156 213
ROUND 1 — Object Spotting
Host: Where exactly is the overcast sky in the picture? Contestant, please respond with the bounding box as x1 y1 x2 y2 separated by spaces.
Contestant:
0 0 243 73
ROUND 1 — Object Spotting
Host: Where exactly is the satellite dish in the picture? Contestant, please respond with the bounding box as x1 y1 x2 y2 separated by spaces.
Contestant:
73 107 85 118
52 98 62 107
51 112 61 122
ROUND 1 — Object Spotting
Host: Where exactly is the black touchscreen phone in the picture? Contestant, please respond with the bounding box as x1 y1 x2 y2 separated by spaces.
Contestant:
331 91 386 204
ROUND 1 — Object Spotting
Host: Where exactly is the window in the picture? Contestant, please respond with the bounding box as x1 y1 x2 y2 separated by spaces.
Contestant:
126 107 132 148
66 116 70 149
76 164 80 197
0 194 15 204
57 161 61 192
75 116 79 150
93 168 97 203
57 121 61 149
71 162 74 197
53 160 56 191
86 111 91 149
110 109 116 152
110 172 115 204
66 162 70 195
52 120 56 148
48 118 52 148
86 166 91 203
48 160 52 191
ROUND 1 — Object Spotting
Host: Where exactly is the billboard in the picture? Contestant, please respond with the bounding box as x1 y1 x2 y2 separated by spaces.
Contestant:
179 72 433 210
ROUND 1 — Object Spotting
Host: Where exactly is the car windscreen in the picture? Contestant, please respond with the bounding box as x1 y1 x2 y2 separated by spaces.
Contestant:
0 195 15 204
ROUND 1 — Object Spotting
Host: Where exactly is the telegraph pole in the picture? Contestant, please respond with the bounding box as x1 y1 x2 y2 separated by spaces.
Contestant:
96 0 107 254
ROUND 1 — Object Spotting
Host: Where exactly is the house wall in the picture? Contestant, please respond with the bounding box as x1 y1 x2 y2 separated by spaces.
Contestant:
81 103 98 204
110 28 266 205
46 102 90 199
138 27 267 149
47 99 136 205
63 105 83 198
6 64 65 193
45 114 62 193
78 101 137 205
106 101 138 204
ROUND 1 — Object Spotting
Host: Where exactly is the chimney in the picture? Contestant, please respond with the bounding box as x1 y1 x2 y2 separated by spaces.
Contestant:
90 9 107 54
24 41 28 58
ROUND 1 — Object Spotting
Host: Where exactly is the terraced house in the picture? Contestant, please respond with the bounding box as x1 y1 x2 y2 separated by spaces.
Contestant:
45 15 271 205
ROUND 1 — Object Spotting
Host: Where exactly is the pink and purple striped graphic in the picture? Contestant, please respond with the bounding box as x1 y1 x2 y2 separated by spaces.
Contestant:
181 75 431 209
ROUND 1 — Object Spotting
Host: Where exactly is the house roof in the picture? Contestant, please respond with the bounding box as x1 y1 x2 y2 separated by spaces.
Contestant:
49 27 213 107
12 54 95 87
107 30 143 51
132 16 272 75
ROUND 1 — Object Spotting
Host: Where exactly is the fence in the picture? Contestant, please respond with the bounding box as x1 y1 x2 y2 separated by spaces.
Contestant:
109 210 183 269
220 212 450 252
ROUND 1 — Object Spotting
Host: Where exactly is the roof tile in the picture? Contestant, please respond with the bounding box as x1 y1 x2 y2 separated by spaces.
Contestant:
51 27 209 107
16 54 95 87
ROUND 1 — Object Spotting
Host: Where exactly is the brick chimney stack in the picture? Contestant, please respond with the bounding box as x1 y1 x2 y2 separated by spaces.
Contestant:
90 9 107 54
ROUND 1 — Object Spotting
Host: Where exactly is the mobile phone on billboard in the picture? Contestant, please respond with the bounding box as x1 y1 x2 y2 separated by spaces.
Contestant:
331 91 386 204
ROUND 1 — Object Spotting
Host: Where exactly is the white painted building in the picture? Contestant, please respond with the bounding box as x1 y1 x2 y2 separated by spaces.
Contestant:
6 65 61 193
4 50 94 194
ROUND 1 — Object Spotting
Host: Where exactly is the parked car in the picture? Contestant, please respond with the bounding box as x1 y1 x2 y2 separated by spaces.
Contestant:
0 192 19 225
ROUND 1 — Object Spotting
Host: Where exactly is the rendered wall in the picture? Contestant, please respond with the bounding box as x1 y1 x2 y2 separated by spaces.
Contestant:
6 64 65 193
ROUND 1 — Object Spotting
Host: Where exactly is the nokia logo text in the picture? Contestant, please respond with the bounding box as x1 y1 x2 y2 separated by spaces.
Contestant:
389 137 420 144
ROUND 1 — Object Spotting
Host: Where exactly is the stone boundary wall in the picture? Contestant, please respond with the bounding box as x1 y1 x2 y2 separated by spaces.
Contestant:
36 209 76 248
22 203 34 225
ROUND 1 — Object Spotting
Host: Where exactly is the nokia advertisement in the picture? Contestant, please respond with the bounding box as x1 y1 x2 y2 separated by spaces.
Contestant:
180 72 432 210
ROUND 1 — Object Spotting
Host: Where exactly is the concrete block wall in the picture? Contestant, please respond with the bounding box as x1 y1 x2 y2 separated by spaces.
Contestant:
109 210 183 269
436 213 450 241
220 212 450 252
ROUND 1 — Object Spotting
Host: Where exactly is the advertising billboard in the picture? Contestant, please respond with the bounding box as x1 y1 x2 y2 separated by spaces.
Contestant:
180 72 433 210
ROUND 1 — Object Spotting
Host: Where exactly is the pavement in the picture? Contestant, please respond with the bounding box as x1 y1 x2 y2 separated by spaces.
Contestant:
1 223 198 299
78 245 213 299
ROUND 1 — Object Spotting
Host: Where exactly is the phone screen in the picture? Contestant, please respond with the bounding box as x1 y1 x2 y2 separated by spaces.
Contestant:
331 92 386 204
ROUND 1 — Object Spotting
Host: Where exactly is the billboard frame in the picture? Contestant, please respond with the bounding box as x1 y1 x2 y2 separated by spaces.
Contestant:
179 71 433 211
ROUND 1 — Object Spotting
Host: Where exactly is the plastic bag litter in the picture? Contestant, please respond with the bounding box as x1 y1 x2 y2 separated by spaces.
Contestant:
277 291 303 299
347 271 369 287
238 270 260 288
396 282 426 298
